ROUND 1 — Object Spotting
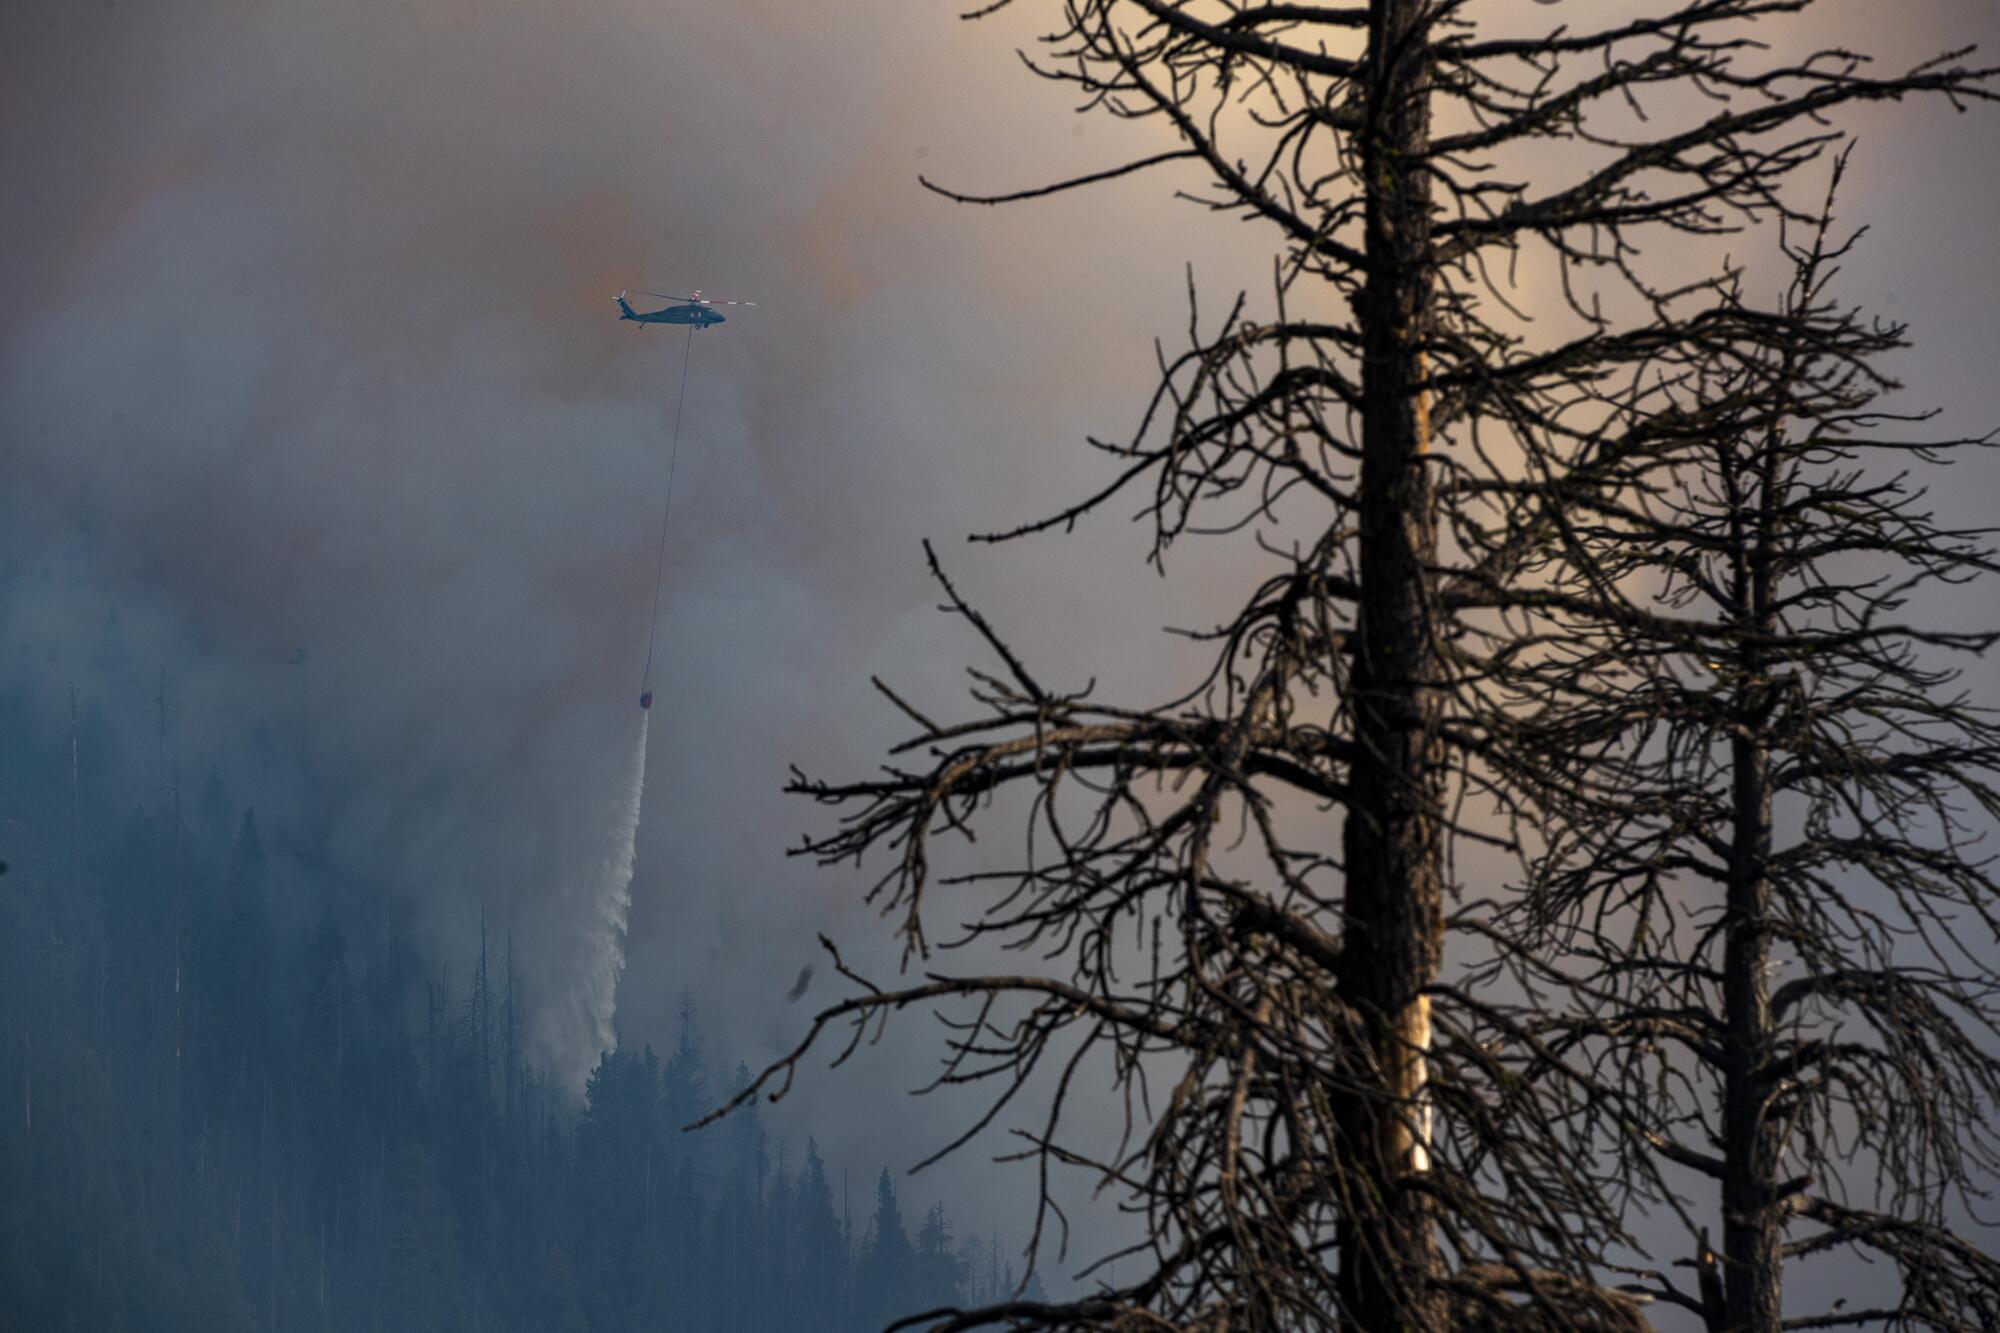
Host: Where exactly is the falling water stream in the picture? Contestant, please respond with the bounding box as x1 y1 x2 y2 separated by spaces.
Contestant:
583 709 649 1058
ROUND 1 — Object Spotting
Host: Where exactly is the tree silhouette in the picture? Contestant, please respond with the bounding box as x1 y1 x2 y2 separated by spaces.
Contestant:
863 1167 917 1330
1507 166 2000 1330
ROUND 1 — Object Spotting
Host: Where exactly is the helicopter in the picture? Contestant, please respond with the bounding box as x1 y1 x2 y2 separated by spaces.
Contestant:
613 289 754 330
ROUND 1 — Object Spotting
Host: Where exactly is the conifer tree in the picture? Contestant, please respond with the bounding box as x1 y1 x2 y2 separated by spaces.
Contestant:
861 1168 914 1330
796 1137 846 1323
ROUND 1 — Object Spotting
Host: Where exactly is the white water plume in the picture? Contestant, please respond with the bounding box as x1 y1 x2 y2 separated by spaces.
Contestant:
550 709 649 1090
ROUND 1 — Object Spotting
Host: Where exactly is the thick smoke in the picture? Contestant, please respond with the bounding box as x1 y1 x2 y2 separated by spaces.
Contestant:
5 0 1997 1277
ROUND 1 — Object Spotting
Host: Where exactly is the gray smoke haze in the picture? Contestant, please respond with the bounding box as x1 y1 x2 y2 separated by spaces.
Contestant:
5 0 1999 1297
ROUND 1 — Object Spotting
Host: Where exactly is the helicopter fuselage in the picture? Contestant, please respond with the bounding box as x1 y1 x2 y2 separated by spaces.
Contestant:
616 296 725 328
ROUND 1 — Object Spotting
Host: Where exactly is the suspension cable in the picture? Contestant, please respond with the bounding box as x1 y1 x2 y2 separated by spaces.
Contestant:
641 326 696 694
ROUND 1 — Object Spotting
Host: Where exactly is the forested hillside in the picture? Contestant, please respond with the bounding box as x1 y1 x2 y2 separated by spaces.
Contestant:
0 593 1041 1332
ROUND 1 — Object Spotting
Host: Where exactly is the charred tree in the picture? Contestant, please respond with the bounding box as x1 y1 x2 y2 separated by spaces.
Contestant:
1511 170 2000 1332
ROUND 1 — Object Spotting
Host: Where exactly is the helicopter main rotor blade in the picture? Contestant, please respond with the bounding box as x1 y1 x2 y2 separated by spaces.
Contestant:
630 289 757 306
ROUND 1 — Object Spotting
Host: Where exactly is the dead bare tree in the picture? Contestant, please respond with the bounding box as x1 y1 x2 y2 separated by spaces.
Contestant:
701 4 1996 1329
1504 164 2000 1332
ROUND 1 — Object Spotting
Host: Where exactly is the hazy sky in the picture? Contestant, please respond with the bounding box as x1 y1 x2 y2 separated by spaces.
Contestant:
5 0 1998 1304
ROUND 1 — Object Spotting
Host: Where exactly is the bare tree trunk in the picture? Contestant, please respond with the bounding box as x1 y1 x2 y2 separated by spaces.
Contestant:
1720 447 1783 1333
1720 740 1782 1333
1337 3 1444 1325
